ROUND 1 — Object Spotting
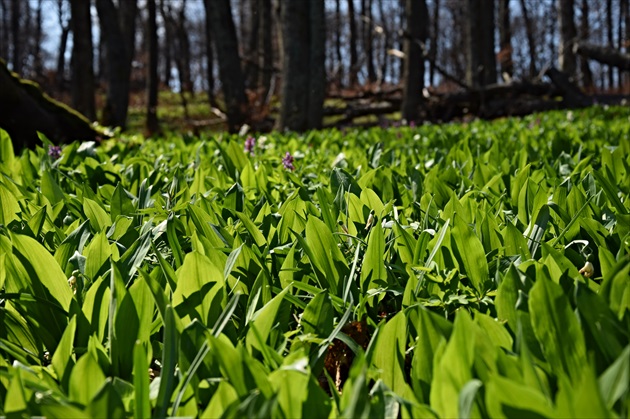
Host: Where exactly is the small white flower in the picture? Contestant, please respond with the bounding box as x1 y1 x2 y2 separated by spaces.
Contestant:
579 261 594 278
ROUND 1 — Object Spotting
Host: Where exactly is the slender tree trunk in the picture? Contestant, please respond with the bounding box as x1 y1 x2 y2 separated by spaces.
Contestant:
146 0 159 134
401 0 427 123
56 25 70 89
348 0 359 86
70 0 96 120
363 0 376 83
605 0 614 88
0 0 8 61
203 0 249 132
335 0 343 83
158 0 173 87
95 0 137 129
10 0 20 73
307 0 325 129
429 0 440 85
259 0 273 97
498 0 513 79
244 0 260 88
33 0 43 78
579 0 593 89
175 0 192 93
558 0 577 79
203 1 216 105
518 0 538 78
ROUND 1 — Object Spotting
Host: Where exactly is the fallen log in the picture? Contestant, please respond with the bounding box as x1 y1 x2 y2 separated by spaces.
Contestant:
574 42 630 71
0 59 104 152
544 67 593 107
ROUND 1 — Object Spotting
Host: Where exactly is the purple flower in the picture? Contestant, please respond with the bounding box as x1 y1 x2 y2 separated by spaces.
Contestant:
409 120 416 128
48 145 62 160
282 152 295 171
244 136 256 155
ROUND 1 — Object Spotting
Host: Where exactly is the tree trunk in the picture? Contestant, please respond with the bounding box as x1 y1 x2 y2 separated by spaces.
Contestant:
465 0 496 87
498 0 513 79
558 0 577 79
348 0 359 86
307 0 325 129
259 0 273 98
335 0 343 83
606 0 614 88
146 0 159 134
574 42 630 71
203 0 216 105
401 0 427 123
244 0 260 88
175 0 192 93
10 0 20 73
203 0 249 132
56 25 70 89
429 0 440 86
363 0 376 83
95 0 137 129
69 0 96 120
33 0 43 78
578 0 593 89
279 0 309 130
518 0 538 78
278 0 325 131
0 0 8 60
158 0 173 87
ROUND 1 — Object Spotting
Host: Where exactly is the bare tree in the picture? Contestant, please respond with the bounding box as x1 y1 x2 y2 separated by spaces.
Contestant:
429 0 440 86
203 0 249 132
259 0 273 97
518 0 538 78
401 0 428 123
10 0 21 73
498 0 513 79
146 0 159 134
55 0 71 88
348 0 359 86
70 0 96 120
95 0 138 128
362 0 376 83
558 0 577 78
578 0 593 89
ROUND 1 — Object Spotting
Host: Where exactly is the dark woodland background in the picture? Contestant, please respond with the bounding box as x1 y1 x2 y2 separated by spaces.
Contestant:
0 0 628 145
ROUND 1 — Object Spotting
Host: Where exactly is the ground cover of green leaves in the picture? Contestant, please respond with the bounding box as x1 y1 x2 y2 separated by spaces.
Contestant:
0 106 628 418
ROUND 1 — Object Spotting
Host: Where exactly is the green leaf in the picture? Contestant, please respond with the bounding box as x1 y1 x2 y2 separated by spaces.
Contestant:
528 275 587 381
133 341 151 419
360 219 387 292
371 312 411 396
83 198 112 232
598 345 630 409
451 215 488 293
485 375 556 418
173 251 225 326
69 352 107 406
301 291 334 337
154 305 179 419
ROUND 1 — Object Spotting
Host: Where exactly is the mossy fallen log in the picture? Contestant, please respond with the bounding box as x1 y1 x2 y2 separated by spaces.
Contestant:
0 59 104 152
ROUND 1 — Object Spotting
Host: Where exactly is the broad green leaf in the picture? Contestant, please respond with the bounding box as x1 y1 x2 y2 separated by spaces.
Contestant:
133 341 151 419
173 251 225 326
451 215 488 293
84 198 112 232
528 275 587 381
69 352 106 406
